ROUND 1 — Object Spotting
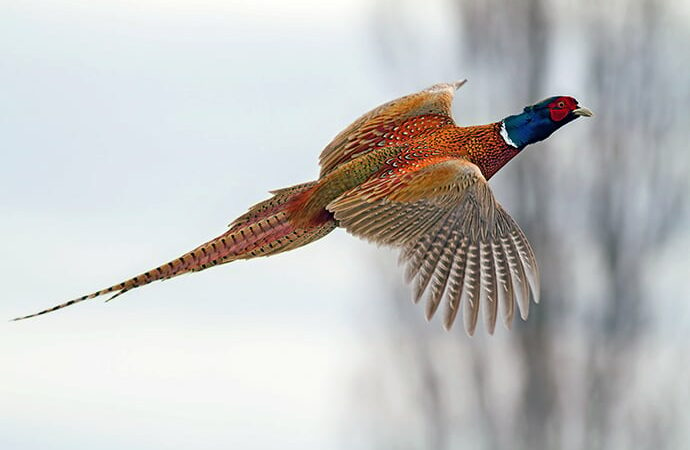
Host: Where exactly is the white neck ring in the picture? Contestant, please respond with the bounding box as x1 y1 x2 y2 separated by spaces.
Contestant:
500 121 519 148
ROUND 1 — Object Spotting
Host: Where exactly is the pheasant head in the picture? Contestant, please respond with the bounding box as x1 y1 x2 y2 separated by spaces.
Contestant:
501 96 593 149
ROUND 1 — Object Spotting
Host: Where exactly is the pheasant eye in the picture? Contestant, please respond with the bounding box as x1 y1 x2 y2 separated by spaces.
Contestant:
557 101 565 108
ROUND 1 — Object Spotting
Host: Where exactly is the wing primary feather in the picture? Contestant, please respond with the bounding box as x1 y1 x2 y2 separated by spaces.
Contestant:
412 214 455 303
479 241 498 335
459 244 481 335
419 217 458 310
402 233 435 283
502 236 530 320
440 236 469 326
492 241 515 329
510 229 541 304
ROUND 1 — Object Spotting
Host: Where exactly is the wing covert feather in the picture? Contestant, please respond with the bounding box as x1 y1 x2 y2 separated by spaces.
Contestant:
318 80 466 177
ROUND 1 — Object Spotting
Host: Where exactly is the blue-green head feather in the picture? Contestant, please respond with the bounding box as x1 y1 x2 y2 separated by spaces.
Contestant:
502 96 593 149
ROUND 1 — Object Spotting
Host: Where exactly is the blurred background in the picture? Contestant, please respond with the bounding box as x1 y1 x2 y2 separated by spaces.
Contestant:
2 0 689 449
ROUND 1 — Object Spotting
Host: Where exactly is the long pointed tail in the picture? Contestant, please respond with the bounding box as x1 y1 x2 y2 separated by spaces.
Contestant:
13 181 336 321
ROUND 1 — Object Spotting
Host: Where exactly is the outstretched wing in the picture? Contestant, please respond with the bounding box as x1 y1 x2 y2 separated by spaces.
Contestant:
327 158 539 335
318 80 466 177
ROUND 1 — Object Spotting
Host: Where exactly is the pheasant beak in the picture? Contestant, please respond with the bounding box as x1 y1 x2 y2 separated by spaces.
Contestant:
572 106 594 117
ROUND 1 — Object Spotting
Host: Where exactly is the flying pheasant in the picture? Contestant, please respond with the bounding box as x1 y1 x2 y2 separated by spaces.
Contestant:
14 80 592 334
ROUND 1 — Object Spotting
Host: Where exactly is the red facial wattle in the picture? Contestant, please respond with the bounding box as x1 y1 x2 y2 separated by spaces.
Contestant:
548 96 577 122
550 108 569 122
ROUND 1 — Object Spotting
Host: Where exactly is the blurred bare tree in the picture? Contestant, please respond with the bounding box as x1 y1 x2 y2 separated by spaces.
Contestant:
346 0 690 449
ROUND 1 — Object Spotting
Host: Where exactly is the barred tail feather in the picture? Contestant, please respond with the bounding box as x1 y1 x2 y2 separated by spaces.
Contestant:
13 181 335 321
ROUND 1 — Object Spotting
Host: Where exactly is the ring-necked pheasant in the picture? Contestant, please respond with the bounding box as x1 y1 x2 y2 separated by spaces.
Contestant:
14 80 592 334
